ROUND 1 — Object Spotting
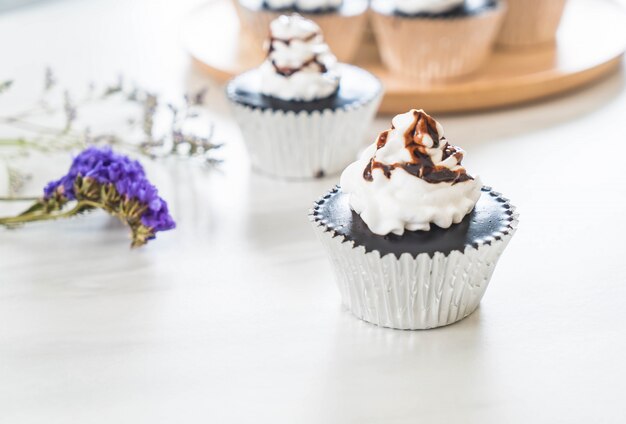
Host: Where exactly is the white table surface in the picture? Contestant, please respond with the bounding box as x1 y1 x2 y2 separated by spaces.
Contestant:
1 0 626 422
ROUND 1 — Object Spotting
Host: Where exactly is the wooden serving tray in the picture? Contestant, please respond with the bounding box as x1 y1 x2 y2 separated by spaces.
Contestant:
182 0 626 113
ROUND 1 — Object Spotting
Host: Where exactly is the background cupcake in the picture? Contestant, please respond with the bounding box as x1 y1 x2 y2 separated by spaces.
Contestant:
234 0 369 61
370 0 506 80
310 109 518 329
496 0 567 48
227 14 382 179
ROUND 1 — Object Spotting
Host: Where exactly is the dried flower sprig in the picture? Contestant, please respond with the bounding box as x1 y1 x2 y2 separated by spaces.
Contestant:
5 165 31 197
0 69 223 195
0 80 12 94
0 147 175 248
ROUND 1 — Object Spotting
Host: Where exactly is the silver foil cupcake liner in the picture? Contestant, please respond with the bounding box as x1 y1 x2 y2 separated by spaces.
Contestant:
228 93 382 180
310 187 519 330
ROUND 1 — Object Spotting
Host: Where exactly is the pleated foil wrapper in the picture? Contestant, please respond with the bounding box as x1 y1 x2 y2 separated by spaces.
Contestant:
496 0 567 47
310 187 519 330
370 3 505 80
228 89 382 180
233 1 368 62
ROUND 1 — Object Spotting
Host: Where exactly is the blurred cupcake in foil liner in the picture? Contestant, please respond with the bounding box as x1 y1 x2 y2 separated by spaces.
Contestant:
233 0 368 62
496 0 567 48
227 14 382 179
370 0 506 80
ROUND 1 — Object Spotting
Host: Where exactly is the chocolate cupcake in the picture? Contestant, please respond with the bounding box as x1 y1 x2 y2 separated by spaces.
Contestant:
370 0 506 80
234 0 368 62
497 0 567 47
227 14 382 179
310 109 518 329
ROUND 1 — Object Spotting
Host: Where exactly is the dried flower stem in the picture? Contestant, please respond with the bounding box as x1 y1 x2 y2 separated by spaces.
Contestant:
0 138 41 147
0 117 79 136
0 196 39 202
0 201 90 226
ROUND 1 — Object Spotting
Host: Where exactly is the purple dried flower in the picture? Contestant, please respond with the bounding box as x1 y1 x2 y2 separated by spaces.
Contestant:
44 146 145 200
43 146 175 246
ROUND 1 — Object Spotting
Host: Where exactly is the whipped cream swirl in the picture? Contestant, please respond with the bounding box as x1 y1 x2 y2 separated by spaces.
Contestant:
259 14 340 101
340 109 482 236
264 0 342 11
392 0 464 14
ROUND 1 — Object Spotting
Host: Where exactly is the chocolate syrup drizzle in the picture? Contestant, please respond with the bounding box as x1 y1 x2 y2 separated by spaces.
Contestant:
363 110 472 184
267 32 328 77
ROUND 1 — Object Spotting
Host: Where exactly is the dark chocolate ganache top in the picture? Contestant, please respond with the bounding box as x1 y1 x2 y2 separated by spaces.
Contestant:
311 186 516 258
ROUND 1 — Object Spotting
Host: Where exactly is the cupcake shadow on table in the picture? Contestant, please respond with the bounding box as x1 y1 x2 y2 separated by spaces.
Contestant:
227 14 383 180
310 109 518 330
